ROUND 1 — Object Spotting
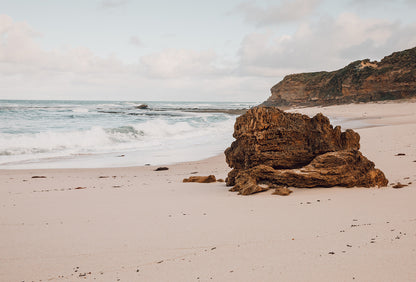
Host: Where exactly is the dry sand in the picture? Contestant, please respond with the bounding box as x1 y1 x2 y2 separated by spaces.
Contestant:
1 101 416 281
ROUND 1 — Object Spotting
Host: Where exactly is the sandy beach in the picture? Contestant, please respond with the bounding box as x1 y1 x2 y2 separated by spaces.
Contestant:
1 101 416 282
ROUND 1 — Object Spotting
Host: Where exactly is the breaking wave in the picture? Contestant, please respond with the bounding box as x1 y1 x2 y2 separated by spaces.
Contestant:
0 117 235 164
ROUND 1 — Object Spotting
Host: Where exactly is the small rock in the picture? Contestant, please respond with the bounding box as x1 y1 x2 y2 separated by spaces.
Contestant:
183 175 216 183
154 167 169 171
99 176 109 178
395 153 406 156
32 176 46 178
217 179 225 182
74 187 86 190
328 251 335 255
392 182 407 188
272 186 292 196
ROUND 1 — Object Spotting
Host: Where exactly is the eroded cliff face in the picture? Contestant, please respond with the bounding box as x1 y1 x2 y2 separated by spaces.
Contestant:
224 107 388 195
263 47 416 107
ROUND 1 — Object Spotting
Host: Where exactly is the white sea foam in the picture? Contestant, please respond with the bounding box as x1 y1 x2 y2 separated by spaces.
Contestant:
72 108 89 113
0 111 236 168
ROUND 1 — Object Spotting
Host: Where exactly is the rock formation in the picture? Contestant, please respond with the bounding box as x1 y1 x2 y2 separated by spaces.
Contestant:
262 47 416 107
224 107 388 195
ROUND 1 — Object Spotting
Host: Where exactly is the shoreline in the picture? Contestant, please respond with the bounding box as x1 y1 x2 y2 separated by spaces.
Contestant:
1 98 414 171
0 100 397 173
1 100 416 281
0 100 255 170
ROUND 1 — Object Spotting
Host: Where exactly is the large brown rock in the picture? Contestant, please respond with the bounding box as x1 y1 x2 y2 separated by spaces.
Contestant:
262 47 416 107
225 107 388 195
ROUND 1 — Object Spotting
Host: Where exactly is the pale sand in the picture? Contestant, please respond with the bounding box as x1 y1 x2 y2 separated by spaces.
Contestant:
1 101 416 282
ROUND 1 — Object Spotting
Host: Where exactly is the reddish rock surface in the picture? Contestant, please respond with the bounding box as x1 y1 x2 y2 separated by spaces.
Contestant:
225 107 388 195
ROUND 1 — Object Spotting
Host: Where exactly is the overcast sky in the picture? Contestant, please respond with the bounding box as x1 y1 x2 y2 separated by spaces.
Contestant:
1 0 415 102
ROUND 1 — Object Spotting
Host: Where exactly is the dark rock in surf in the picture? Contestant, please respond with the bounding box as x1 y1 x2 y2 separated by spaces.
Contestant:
135 104 149 110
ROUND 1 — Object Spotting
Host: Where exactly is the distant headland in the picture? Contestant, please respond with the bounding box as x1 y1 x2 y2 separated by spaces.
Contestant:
262 47 416 107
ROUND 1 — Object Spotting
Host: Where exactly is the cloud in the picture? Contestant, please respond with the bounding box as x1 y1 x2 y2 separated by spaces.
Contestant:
0 14 129 76
129 36 143 47
237 12 416 78
349 0 408 4
99 0 129 9
0 14 265 102
0 15 43 65
235 0 322 26
140 49 229 79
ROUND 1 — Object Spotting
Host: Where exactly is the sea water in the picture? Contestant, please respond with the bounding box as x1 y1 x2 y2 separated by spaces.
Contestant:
0 100 257 169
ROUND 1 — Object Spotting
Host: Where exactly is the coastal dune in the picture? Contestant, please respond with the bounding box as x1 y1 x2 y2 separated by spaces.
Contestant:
1 101 416 281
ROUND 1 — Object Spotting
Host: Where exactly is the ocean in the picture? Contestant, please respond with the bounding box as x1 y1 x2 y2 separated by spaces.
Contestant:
0 100 258 169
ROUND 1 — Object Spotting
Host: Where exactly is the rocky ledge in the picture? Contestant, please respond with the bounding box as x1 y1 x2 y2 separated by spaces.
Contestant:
224 107 388 195
262 47 416 107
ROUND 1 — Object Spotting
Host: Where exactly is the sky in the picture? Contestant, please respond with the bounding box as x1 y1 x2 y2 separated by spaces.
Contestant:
0 0 415 102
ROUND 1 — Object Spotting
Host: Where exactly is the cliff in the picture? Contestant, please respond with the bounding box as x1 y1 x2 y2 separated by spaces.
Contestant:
262 47 416 107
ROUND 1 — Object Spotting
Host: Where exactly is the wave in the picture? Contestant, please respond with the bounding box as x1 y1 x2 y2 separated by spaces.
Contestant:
0 100 250 168
72 108 89 113
0 117 235 160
